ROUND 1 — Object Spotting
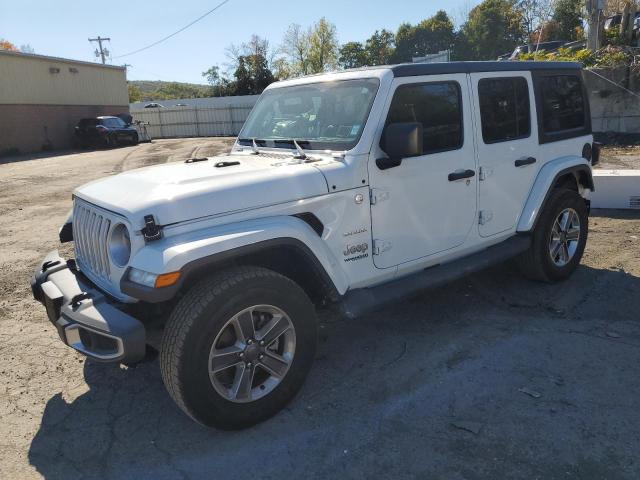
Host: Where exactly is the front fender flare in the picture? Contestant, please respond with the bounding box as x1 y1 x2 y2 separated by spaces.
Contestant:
121 216 347 302
517 156 593 233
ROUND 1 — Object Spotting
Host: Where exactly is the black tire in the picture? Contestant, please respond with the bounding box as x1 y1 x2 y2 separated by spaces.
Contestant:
131 132 139 145
160 266 317 429
517 188 588 282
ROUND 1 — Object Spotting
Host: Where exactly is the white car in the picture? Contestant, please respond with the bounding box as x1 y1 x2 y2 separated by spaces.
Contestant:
32 61 597 429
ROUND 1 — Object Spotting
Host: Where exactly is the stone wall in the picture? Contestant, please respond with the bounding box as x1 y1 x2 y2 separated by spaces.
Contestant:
584 67 640 134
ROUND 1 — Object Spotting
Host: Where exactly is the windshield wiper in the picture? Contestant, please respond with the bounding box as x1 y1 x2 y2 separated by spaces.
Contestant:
293 140 307 160
251 138 261 155
272 139 314 160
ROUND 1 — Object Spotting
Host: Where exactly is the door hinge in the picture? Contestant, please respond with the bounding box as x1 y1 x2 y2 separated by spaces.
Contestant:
373 239 392 255
478 166 493 181
478 210 493 225
370 188 390 205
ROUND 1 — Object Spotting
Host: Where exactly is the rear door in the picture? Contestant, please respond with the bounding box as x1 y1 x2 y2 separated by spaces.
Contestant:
470 72 540 237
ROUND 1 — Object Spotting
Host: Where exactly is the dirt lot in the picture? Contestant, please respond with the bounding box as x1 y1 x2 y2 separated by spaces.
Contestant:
1 138 639 479
599 145 640 169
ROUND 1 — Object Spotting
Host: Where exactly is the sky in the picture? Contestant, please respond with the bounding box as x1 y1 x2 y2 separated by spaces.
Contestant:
1 0 480 84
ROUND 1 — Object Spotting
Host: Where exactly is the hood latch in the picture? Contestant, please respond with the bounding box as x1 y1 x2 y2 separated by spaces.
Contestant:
141 215 163 243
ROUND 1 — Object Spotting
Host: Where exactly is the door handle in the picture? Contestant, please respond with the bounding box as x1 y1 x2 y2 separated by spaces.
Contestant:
515 157 536 167
448 169 475 181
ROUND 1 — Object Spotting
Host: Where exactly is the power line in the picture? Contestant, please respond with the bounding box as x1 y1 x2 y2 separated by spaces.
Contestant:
113 0 232 59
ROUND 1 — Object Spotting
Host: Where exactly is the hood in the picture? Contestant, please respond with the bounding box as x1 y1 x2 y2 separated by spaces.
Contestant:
74 154 329 227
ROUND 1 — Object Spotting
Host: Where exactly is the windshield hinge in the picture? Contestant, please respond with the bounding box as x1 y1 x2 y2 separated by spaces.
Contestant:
141 215 163 243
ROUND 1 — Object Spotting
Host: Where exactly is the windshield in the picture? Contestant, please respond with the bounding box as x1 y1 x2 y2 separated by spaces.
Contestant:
238 78 380 151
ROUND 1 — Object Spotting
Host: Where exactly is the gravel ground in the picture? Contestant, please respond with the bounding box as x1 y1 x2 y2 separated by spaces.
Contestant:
599 145 640 169
1 138 639 480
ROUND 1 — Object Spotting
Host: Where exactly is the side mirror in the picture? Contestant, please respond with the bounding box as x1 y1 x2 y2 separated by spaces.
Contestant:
378 122 423 170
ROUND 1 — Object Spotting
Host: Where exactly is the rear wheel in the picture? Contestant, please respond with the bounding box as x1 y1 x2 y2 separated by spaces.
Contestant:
517 188 588 282
160 266 317 429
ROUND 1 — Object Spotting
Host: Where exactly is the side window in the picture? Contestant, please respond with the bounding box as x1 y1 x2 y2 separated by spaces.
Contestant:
384 81 463 155
478 77 531 144
538 75 585 133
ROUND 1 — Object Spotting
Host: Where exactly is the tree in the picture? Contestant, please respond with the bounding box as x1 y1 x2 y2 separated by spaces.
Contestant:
308 17 339 73
281 23 312 76
365 29 395 66
392 11 456 63
19 44 35 54
518 0 552 44
339 41 368 69
414 11 456 55
225 35 271 72
128 84 142 103
202 65 233 97
233 54 275 95
220 34 277 95
530 19 562 43
152 82 209 100
458 0 525 60
202 65 221 86
271 57 292 80
392 22 417 63
0 39 18 51
552 0 584 41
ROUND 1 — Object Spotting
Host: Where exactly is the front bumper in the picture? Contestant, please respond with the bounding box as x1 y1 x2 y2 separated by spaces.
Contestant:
31 250 146 364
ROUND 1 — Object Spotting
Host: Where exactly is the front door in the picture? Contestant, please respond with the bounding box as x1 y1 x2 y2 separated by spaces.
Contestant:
469 72 540 237
369 74 477 269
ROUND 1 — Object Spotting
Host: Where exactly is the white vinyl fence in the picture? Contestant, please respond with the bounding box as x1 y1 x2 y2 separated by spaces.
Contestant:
131 97 258 139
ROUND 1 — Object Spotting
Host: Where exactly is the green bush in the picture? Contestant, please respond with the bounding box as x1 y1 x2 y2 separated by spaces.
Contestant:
516 46 632 69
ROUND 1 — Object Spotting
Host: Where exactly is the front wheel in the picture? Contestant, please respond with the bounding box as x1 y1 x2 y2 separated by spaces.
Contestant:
160 267 317 429
517 188 589 282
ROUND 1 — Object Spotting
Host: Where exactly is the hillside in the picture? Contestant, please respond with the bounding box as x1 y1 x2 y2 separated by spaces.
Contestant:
129 80 212 102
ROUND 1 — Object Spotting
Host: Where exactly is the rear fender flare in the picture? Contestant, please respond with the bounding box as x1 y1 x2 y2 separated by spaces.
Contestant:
517 156 593 232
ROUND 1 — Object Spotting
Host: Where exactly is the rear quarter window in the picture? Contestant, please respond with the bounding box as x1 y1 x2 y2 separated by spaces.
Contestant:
539 75 585 132
534 72 591 143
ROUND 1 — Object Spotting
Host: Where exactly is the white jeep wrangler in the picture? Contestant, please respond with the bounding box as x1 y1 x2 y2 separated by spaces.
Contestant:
32 61 597 429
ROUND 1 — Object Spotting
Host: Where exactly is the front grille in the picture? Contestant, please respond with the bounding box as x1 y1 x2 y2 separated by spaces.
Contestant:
73 199 112 280
630 196 640 209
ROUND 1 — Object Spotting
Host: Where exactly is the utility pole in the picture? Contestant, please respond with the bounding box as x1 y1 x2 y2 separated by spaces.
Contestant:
585 0 604 51
88 36 110 64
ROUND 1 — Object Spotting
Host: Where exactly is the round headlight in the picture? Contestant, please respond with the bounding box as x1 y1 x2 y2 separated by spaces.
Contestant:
109 223 131 267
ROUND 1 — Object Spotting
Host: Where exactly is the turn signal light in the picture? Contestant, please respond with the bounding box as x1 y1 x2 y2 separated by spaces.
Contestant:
155 271 181 288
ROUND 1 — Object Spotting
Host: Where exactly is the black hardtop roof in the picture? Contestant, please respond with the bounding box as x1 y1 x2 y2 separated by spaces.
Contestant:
391 61 582 77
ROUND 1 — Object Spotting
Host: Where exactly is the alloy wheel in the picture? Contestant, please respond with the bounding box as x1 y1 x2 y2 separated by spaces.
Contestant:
208 305 296 403
549 207 581 267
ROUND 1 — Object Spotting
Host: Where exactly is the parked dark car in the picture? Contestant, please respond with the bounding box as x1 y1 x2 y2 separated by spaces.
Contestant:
74 116 139 148
604 12 640 38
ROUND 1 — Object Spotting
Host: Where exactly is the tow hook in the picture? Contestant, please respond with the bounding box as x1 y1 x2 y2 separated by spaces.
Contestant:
71 292 92 309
